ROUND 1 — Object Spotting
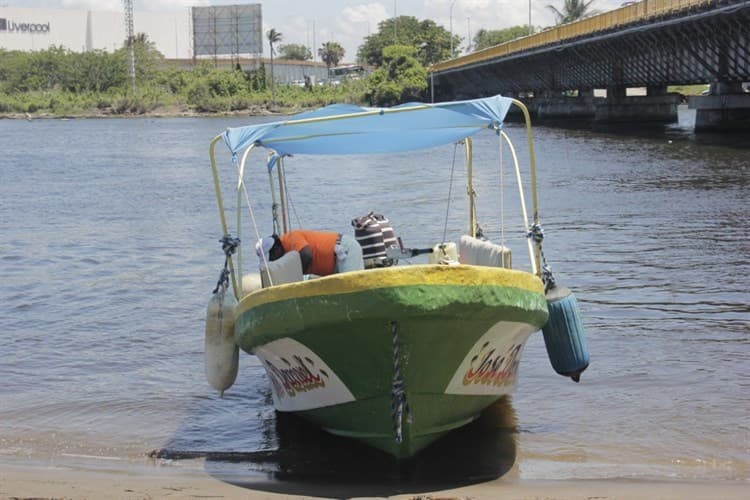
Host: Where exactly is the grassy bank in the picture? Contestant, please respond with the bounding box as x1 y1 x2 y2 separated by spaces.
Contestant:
0 46 370 119
0 81 369 119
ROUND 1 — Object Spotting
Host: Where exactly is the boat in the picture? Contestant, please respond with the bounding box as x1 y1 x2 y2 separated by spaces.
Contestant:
204 95 589 459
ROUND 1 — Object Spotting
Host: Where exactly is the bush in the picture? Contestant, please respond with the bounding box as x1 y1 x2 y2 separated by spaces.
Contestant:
0 46 395 117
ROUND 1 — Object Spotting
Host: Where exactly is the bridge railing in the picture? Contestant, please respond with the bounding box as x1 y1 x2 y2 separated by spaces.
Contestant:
431 0 715 72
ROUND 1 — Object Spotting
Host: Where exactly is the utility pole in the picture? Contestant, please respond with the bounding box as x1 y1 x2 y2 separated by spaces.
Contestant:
393 0 398 43
123 0 136 92
529 0 532 35
449 0 456 57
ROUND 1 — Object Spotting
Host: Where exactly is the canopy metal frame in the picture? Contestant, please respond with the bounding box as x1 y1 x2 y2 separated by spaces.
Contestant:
209 98 542 299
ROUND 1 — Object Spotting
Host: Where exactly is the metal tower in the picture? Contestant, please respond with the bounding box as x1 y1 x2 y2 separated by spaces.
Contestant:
124 0 136 91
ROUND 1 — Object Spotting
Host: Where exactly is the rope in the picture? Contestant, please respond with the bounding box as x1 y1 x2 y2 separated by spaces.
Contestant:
441 142 460 245
389 321 412 443
280 159 303 229
271 202 281 235
235 161 270 281
527 223 556 292
212 235 240 294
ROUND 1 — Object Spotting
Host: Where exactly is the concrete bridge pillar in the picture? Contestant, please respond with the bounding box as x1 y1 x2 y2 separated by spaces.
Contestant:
607 85 627 99
595 85 679 124
646 85 668 96
688 81 750 132
535 91 597 120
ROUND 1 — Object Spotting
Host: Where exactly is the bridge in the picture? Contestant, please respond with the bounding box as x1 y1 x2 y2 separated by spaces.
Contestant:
429 0 750 131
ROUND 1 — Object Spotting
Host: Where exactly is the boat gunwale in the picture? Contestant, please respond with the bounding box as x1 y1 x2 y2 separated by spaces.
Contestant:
235 264 545 316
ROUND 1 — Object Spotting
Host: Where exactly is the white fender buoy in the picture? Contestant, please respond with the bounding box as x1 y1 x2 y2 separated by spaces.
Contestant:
204 289 238 395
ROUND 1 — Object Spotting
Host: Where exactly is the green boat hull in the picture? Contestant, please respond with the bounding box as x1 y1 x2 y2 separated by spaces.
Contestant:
234 265 548 458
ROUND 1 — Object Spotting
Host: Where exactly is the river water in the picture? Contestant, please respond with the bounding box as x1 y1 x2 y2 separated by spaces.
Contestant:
0 107 747 494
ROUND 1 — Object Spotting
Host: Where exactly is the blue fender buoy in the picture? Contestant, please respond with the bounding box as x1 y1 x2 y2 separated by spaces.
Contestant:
542 285 590 382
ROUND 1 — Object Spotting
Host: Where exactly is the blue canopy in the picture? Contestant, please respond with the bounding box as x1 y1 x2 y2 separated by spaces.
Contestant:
221 95 513 157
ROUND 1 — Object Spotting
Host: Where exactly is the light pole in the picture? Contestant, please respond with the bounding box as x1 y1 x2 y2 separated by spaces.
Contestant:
394 0 398 43
466 16 471 53
528 0 532 35
449 0 456 56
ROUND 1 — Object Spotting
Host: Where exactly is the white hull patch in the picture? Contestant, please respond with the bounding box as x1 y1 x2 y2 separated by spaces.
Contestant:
254 338 355 411
445 321 534 395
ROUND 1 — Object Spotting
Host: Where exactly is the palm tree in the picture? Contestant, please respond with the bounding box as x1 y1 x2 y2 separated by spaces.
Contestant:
546 0 599 25
318 41 345 69
266 28 282 104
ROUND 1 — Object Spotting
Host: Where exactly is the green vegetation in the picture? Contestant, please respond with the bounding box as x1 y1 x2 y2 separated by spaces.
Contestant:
266 28 283 105
358 16 458 67
279 43 312 61
0 18 447 118
473 26 536 51
366 45 428 107
668 84 709 96
318 41 346 69
547 0 600 25
0 43 368 117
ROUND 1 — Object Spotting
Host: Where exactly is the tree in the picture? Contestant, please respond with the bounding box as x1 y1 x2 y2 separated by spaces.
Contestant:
279 43 312 61
10 46 68 91
318 41 345 69
266 28 282 104
473 26 534 51
546 0 599 25
366 45 428 107
0 46 129 94
71 49 127 92
125 32 163 84
357 16 458 68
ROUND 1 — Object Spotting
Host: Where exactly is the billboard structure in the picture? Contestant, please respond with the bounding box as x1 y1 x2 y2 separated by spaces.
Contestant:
192 4 262 61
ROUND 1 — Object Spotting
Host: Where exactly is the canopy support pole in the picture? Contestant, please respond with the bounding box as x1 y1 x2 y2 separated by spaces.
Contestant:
510 98 542 278
268 167 281 235
277 157 288 233
501 131 537 276
236 144 257 283
465 138 476 237
209 135 240 299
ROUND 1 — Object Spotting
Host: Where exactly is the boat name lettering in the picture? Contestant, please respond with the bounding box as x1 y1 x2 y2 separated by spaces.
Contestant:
264 355 326 398
462 343 523 387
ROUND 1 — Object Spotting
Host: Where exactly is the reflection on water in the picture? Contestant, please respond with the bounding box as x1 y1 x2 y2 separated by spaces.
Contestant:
154 397 518 497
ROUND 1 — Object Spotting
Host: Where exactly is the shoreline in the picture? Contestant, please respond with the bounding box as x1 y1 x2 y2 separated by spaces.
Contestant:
1 457 748 500
0 104 296 121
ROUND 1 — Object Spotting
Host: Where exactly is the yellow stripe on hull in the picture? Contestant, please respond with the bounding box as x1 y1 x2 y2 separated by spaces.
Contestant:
236 264 544 316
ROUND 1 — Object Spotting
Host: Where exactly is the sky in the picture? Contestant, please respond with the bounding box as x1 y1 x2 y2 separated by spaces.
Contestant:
4 0 623 62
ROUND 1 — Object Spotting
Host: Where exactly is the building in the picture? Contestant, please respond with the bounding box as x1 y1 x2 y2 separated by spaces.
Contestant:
0 6 192 59
0 6 329 84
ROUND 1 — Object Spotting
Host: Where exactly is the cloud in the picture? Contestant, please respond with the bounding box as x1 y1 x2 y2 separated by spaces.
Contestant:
272 16 312 49
61 0 120 11
337 2 390 34
60 0 209 12
422 0 626 33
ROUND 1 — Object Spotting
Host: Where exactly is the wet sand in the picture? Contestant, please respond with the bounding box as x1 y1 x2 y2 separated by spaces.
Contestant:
1 459 747 500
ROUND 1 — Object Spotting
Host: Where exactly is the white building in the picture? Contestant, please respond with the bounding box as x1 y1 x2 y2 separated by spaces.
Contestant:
0 6 192 58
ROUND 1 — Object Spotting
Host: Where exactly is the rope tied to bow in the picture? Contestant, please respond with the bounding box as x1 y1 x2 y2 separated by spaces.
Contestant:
212 235 240 294
527 222 556 292
389 321 412 443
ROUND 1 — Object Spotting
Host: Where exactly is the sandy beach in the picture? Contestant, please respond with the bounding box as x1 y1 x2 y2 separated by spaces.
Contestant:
1 458 748 500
